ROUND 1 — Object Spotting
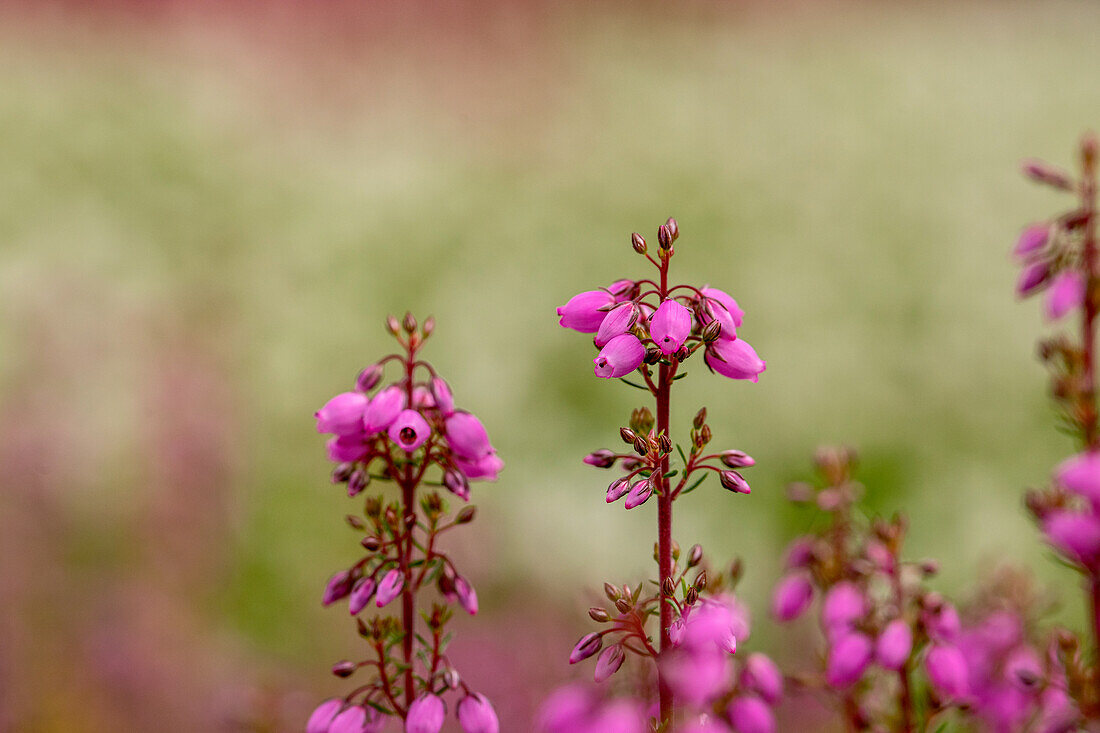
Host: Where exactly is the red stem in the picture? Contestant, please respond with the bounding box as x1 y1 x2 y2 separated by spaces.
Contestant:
400 346 417 711
656 256 674 728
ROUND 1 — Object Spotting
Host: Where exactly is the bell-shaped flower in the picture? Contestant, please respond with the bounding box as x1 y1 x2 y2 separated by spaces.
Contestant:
587 700 647 733
623 478 653 509
649 299 693 355
363 386 406 435
329 706 370 733
535 685 595 733
595 302 639 347
1047 270 1086 320
455 575 478 615
771 572 814 621
316 392 370 436
388 409 431 452
607 278 635 300
727 694 775 733
327 435 370 463
705 337 766 382
375 568 404 608
430 377 455 416
1013 224 1049 260
322 570 353 606
455 452 503 482
593 334 645 378
558 290 615 333
446 412 493 460
606 477 630 503
1017 260 1051 297
664 648 732 706
825 632 872 688
348 577 376 615
925 602 961 644
1056 450 1100 503
740 653 783 704
594 644 625 682
307 699 343 733
406 694 445 733
925 644 970 701
569 632 603 664
875 618 913 670
822 581 866 639
701 286 744 338
457 693 499 733
1043 510 1100 568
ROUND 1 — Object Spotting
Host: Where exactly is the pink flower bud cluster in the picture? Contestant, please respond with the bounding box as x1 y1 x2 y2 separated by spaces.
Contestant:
1033 452 1100 571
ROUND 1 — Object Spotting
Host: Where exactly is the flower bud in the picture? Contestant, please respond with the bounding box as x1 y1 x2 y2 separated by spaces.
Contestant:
658 432 673 454
322 570 353 606
331 462 355 484
454 575 479 615
665 217 679 241
331 660 356 677
925 644 969 700
347 469 368 497
375 568 404 608
661 576 676 597
594 334 646 378
826 632 873 688
589 607 610 623
624 479 653 509
822 581 867 637
771 572 814 621
658 224 672 249
693 571 708 591
606 477 630 503
1046 270 1086 320
650 299 693 355
401 312 417 334
1022 159 1073 190
569 632 603 664
692 407 707 430
306 699 343 733
356 364 384 393
620 427 637 444
455 505 477 524
594 645 625 682
719 470 751 494
720 450 755 468
430 377 455 416
584 449 617 468
407 694 445 733
740 653 784 704
458 693 499 733
604 583 621 601
688 544 704 567
631 232 648 254
684 587 699 606
443 469 471 501
700 319 723 343
1013 224 1050 260
615 597 633 614
727 694 775 733
875 618 912 670
348 577 377 614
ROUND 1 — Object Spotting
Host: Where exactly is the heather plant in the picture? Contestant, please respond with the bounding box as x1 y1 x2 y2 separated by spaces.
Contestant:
307 314 501 733
547 220 776 732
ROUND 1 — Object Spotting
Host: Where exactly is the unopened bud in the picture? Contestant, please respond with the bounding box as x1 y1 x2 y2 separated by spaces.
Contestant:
631 232 648 254
665 217 679 241
385 315 401 335
684 587 698 606
701 319 722 343
1022 159 1073 191
346 515 365 530
332 660 357 678
693 407 707 429
584 450 618 468
356 364 384 392
422 316 435 337
455 506 477 524
786 482 814 503
633 436 649 456
693 571 707 591
719 470 751 494
687 544 704 568
444 668 460 690
919 559 939 576
365 497 382 517
631 407 655 435
658 433 673 454
661 577 676 597
700 425 712 446
644 347 661 365
620 427 637 444
589 607 611 623
347 469 368 497
615 598 633 614
569 632 603 664
361 535 382 551
720 450 755 468
332 462 355 484
604 583 621 602
658 224 672 250
671 540 681 561
402 312 417 333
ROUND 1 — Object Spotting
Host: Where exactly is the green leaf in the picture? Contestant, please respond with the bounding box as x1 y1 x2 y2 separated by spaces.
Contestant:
680 473 708 495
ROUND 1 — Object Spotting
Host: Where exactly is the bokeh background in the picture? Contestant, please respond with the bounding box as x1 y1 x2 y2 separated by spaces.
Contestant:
4 1 1100 730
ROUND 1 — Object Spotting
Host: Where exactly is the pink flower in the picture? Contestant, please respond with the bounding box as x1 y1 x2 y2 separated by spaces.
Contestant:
624 479 653 509
322 570 353 606
679 595 746 653
307 699 343 733
925 602 961 644
822 581 866 638
771 572 814 621
594 334 645 378
535 685 594 733
594 644 625 682
375 568 404 608
455 575 478 615
727 694 775 733
329 706 369 733
569 632 603 664
356 363 384 392
1013 224 1049 260
740 653 783 704
595 302 638 347
327 435 370 463
608 278 635 299
363 386 406 435
1056 451 1100 502
664 649 733 706
446 412 493 460
1017 260 1051 297
430 377 455 416
348 577 376 615
458 693 499 733
455 452 503 481
412 385 435 409
783 536 816 569
705 337 765 382
316 392 370 436
606 477 630 503
1043 510 1100 567
875 618 913 670
443 469 471 500
558 290 615 333
826 632 873 688
649 299 693 355
1046 270 1086 320
719 470 751 494
587 699 647 733
701 286 744 339
925 644 970 701
406 694 445 733
388 409 431 452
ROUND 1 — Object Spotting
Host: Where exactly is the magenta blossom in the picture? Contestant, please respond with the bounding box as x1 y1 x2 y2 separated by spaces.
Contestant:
306 699 343 733
875 618 913 670
446 412 494 460
740 653 783 704
925 644 970 701
323 570 353 606
329 706 370 733
624 479 653 509
594 644 626 682
570 632 603 664
771 572 814 621
558 290 615 333
363 385 406 435
389 409 431 452
593 334 645 378
595 302 638 347
822 581 866 639
375 568 404 608
1013 223 1049 259
316 392 370 436
606 477 630 503
650 299 693 355
327 435 370 463
430 377 455 416
1043 510 1100 567
455 575 478 615
1056 450 1100 502
1016 260 1051 297
406 694 445 733
727 694 775 733
705 337 766 382
1046 270 1086 320
457 693 499 733
701 286 744 339
455 452 503 481
826 632 873 688
348 577 376 615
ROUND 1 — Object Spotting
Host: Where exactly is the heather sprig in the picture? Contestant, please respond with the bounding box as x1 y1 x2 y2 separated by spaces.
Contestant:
308 314 500 733
555 219 768 729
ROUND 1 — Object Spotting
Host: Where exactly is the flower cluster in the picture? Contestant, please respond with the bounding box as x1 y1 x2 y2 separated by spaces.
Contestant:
308 314 500 733
554 219 765 729
771 447 971 729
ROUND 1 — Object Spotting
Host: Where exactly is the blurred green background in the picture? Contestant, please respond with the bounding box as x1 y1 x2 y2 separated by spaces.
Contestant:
3 1 1100 730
